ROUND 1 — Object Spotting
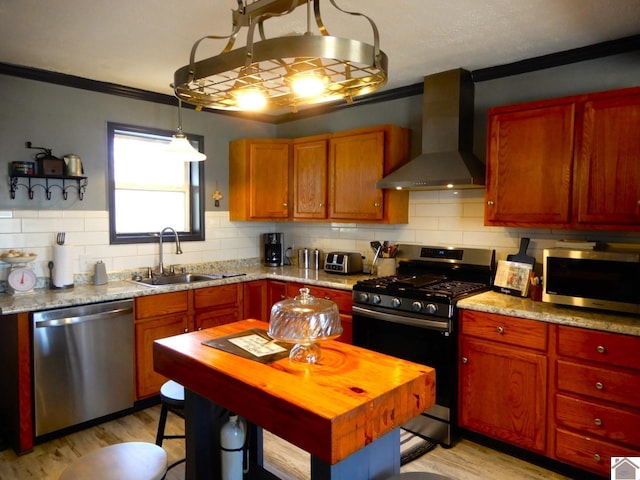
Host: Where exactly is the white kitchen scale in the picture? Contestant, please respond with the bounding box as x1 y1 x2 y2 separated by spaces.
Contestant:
2 253 38 295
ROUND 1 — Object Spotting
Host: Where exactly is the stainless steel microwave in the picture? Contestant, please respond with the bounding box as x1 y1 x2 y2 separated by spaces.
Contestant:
543 248 640 315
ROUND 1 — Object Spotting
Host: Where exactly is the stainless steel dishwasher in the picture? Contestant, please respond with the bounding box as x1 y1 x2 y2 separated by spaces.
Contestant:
33 299 134 437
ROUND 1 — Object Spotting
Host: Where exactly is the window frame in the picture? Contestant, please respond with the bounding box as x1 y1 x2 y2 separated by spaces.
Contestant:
107 122 205 245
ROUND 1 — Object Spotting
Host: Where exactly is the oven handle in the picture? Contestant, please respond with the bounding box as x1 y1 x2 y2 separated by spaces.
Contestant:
352 305 450 332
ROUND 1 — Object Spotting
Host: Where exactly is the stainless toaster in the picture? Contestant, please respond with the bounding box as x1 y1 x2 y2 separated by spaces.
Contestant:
324 251 363 274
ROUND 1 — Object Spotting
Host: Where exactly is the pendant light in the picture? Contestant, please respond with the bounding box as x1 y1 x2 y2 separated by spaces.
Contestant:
173 0 387 113
165 98 206 162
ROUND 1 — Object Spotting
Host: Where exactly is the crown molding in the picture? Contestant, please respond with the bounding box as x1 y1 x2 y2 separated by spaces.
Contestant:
2 34 638 124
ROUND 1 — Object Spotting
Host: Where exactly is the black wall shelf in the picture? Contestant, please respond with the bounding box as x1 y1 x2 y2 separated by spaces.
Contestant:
9 174 88 200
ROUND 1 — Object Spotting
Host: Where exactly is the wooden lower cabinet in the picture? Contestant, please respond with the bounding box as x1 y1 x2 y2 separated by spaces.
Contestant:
552 325 640 477
243 280 268 321
459 310 548 453
134 285 243 399
194 284 242 330
459 310 640 478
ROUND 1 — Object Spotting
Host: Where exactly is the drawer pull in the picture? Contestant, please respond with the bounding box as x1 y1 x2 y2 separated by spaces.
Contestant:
462 357 468 364
184 328 189 333
595 381 604 390
496 326 504 334
596 345 605 354
593 453 601 463
594 418 602 426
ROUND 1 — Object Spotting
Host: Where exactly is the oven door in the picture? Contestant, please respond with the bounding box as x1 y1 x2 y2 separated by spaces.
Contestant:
352 305 457 425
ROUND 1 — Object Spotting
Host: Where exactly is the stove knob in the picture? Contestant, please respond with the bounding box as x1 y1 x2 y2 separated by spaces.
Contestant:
425 303 438 315
372 295 382 305
358 293 369 303
391 297 402 308
412 301 423 312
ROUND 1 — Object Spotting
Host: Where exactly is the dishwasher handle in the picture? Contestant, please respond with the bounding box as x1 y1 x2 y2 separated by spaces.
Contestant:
35 305 133 328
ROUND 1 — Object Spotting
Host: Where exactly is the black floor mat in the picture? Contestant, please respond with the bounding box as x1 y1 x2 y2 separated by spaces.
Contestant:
400 428 438 465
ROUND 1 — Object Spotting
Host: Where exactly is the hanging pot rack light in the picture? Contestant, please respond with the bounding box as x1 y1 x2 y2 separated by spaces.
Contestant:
173 0 388 112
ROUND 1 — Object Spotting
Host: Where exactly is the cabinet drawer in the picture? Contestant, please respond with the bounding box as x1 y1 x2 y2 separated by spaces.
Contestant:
557 326 640 370
460 310 547 351
301 285 352 313
555 428 638 477
557 359 640 408
194 284 241 309
556 393 640 447
135 291 189 320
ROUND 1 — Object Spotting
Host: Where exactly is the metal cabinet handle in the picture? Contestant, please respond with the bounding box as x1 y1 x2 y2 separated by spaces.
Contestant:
283 202 288 207
319 202 324 207
462 357 468 364
184 328 189 333
593 454 601 462
596 345 605 354
374 202 380 207
487 200 495 206
497 326 504 334
594 418 602 426
595 381 604 390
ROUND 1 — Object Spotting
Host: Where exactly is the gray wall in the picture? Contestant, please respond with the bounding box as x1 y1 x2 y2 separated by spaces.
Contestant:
0 75 276 211
1 51 639 212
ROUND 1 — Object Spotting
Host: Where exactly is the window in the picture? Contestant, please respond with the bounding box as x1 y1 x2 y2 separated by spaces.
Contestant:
107 122 205 244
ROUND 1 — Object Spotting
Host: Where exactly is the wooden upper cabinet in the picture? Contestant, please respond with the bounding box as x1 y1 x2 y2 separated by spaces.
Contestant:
329 130 385 221
485 100 575 227
292 136 329 220
229 138 291 221
328 125 410 223
486 85 640 231
229 125 410 224
576 88 640 227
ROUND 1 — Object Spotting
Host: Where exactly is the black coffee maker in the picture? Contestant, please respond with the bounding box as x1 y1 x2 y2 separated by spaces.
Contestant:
263 233 284 266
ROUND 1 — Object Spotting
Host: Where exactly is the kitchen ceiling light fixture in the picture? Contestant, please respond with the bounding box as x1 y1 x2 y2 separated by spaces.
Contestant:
165 98 207 162
173 0 388 112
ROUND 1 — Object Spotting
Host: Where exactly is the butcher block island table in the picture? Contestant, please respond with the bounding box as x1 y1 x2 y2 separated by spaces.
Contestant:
153 319 435 480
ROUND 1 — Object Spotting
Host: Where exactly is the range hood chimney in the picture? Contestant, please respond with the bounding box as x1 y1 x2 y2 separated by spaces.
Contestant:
377 68 485 190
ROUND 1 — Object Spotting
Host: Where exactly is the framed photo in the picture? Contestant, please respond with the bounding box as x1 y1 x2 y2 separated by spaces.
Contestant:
493 260 533 297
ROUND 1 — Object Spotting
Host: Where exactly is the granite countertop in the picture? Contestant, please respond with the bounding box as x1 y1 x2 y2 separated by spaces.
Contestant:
0 265 369 315
458 290 640 337
2 268 638 338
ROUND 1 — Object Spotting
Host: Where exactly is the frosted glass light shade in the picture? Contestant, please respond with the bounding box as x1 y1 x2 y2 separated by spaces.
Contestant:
165 134 206 162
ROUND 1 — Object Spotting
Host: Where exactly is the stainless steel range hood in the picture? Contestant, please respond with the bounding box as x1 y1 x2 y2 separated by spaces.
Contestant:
377 69 485 190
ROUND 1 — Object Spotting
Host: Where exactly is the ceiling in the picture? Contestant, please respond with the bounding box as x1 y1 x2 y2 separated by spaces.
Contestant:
2 0 640 113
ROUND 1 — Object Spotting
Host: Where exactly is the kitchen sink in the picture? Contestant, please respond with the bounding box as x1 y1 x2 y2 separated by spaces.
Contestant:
131 272 245 287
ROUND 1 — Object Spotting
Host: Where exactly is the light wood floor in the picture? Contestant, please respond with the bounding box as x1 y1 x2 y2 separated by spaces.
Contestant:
0 405 574 480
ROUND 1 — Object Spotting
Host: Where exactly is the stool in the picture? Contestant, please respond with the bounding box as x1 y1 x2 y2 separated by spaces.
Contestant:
59 442 167 480
155 380 186 469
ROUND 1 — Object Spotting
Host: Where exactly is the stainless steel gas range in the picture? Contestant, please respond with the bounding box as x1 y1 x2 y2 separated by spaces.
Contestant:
352 244 495 447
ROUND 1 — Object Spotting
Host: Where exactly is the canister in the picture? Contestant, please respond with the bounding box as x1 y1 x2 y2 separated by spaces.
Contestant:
298 248 323 269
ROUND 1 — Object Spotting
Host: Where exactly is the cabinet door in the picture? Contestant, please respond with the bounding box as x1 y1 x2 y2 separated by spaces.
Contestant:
268 280 288 308
293 139 328 219
135 313 188 399
329 131 384 221
229 139 290 220
577 89 640 226
195 307 241 330
459 337 547 453
244 280 268 321
485 102 575 226
249 143 290 219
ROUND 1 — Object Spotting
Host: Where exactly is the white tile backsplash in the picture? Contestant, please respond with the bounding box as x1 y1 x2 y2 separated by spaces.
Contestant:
2 192 640 282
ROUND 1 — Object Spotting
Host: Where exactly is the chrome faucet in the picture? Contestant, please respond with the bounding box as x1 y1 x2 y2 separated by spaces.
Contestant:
158 227 183 275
